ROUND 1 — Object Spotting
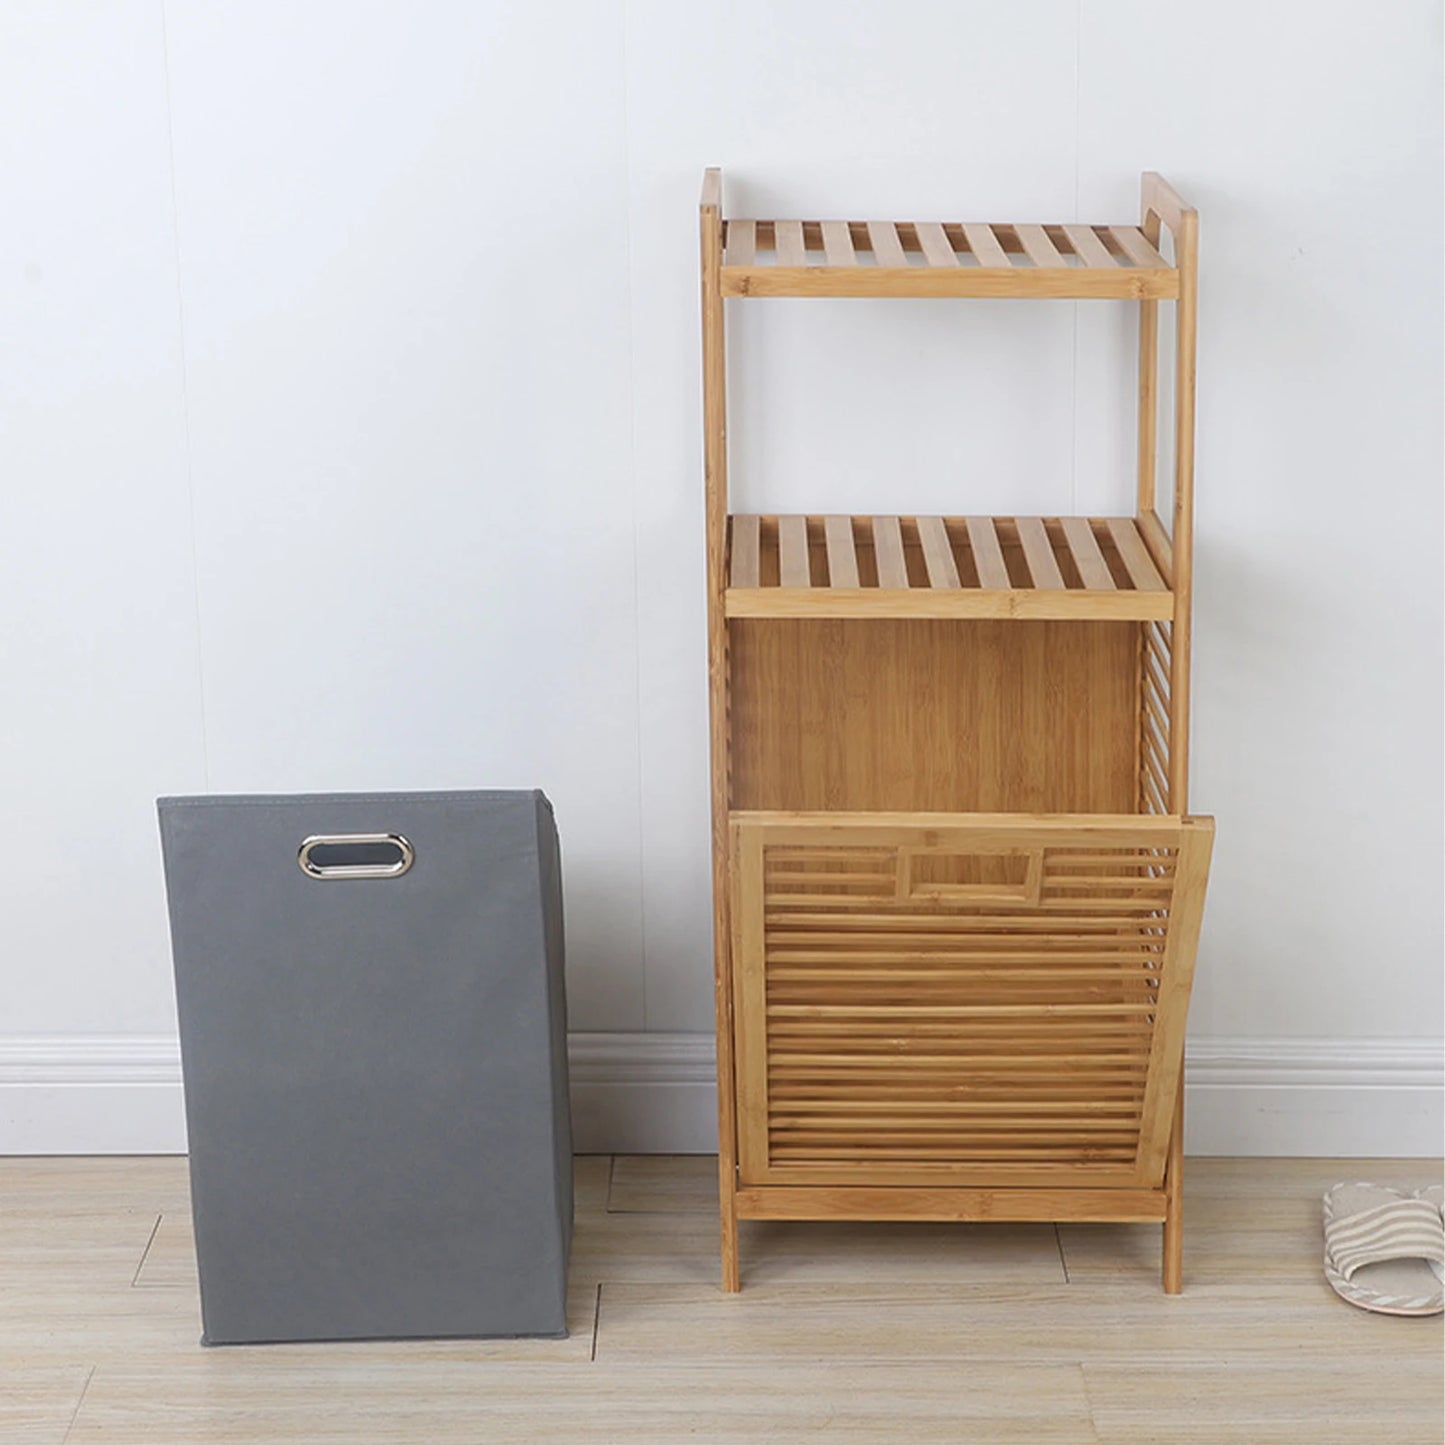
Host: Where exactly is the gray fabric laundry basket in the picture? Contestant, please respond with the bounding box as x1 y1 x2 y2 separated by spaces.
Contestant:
157 790 572 1345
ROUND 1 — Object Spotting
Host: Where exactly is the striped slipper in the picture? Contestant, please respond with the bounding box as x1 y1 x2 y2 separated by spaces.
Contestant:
1419 1185 1445 1284
1322 1183 1445 1316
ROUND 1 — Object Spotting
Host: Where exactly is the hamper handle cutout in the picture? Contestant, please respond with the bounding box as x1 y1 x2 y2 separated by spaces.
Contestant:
298 833 415 880
898 847 1043 904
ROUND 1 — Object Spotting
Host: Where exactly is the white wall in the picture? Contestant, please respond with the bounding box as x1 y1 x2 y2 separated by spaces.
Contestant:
3 0 1440 1153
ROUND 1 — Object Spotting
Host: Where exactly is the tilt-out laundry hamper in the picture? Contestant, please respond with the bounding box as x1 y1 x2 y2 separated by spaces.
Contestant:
157 790 572 1344
700 171 1216 1292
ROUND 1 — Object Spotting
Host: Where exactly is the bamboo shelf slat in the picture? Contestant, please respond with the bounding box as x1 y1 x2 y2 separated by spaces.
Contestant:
726 514 1172 620
723 219 1177 299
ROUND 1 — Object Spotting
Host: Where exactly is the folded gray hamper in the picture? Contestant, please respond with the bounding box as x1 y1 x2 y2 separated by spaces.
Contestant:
157 790 572 1345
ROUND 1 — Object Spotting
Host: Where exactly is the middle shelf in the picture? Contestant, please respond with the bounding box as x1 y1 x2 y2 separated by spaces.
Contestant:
726 513 1174 621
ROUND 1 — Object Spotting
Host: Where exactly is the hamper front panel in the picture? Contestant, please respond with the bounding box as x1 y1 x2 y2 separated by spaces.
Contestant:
730 813 1213 1190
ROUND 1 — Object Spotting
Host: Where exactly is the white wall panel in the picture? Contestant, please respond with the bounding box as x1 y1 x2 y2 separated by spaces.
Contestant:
623 0 1085 1030
1 0 1439 1144
162 2 642 1027
0 3 203 1034
1076 0 1445 1036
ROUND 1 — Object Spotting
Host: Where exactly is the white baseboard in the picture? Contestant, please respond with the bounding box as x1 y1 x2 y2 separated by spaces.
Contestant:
0 1033 722 1157
0 1036 188 1156
1183 1038 1443 1157
0 1032 1439 1157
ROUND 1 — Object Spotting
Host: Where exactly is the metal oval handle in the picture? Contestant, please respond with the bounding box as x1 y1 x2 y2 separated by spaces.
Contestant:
297 833 415 880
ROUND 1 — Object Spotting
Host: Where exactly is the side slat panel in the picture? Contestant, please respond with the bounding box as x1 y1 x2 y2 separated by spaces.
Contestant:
1141 622 1173 814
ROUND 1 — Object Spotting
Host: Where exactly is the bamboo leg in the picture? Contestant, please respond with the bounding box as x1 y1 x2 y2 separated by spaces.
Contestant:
701 170 741 1293
1162 1060 1185 1293
719 1155 740 1292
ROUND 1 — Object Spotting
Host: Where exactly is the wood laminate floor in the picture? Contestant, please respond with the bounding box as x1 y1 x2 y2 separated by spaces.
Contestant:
1 1155 1441 1443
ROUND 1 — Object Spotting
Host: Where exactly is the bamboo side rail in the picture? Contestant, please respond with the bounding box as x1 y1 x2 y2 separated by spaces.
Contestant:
1138 169 1199 1295
699 168 740 1292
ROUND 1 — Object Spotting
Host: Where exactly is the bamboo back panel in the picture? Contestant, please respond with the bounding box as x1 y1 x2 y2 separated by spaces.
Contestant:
729 619 1139 816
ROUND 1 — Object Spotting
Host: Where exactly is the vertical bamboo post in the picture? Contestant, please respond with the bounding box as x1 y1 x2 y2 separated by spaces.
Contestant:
1137 212 1160 518
1135 187 1159 821
700 169 740 1292
1162 192 1198 1297
1167 207 1197 819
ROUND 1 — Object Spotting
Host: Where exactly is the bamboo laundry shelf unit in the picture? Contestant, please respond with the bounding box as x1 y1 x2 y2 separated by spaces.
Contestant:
701 170 1215 1294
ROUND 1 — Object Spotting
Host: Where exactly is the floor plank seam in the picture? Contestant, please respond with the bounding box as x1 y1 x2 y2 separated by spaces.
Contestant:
129 1212 163 1287
1073 1360 1106 1445
59 1364 95 1445
602 1208 700 1216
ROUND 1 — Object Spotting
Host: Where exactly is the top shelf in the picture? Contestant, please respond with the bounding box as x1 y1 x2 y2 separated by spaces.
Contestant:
719 218 1177 301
